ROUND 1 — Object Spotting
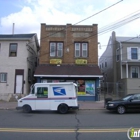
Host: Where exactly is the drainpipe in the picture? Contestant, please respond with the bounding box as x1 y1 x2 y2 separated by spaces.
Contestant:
119 41 122 79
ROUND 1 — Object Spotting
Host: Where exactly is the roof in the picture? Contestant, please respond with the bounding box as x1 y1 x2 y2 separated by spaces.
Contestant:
116 37 140 43
34 64 102 78
0 33 36 39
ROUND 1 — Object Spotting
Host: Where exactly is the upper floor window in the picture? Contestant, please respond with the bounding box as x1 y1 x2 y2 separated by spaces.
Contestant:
0 73 7 83
50 42 63 57
131 48 138 59
75 42 88 57
9 43 17 57
105 62 107 67
131 66 139 78
127 47 140 60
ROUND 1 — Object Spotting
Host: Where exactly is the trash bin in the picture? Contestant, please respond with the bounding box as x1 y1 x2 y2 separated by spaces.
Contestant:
104 98 112 108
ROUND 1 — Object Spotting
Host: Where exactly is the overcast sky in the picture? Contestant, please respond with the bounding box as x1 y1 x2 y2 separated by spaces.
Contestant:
0 0 140 57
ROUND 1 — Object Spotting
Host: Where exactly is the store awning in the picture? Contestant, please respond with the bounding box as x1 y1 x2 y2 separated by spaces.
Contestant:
34 64 102 78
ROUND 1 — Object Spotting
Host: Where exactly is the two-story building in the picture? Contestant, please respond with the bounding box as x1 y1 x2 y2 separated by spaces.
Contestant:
99 31 140 97
34 23 102 101
0 34 39 101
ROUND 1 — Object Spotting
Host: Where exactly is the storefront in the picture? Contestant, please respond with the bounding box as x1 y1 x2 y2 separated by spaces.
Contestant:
34 64 102 101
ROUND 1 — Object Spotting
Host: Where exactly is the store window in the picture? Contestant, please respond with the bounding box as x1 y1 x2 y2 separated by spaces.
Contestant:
77 80 95 96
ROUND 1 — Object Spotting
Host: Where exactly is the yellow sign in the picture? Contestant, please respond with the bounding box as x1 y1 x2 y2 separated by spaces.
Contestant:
75 59 87 65
77 92 86 95
50 59 62 64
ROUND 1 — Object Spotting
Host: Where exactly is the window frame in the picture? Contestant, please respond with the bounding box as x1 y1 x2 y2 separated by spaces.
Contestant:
74 42 88 58
36 87 48 98
9 43 17 57
0 73 7 83
131 66 139 78
131 47 138 60
50 42 63 57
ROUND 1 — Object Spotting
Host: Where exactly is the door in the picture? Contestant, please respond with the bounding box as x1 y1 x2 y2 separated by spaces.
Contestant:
16 75 23 94
127 94 140 110
35 86 50 110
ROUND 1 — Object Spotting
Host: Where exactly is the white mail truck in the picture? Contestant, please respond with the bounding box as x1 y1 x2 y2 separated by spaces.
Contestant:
16 82 79 114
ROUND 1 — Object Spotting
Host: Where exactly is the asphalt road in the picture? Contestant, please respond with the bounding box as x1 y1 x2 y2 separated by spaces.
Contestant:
0 109 140 140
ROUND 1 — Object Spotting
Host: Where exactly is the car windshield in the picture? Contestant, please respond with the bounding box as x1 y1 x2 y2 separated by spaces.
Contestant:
122 95 133 101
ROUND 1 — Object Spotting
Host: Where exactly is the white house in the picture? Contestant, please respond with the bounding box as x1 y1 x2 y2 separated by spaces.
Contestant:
0 34 39 101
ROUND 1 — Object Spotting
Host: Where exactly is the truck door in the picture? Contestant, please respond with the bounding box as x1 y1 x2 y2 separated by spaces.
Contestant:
35 86 50 110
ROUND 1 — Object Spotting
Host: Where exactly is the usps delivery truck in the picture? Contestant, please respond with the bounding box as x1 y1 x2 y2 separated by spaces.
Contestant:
16 82 79 114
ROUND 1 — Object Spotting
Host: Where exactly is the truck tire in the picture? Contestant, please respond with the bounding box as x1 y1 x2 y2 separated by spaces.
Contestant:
58 104 68 114
23 105 31 113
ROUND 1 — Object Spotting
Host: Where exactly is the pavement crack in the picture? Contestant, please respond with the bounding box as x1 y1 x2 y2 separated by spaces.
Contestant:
75 112 80 140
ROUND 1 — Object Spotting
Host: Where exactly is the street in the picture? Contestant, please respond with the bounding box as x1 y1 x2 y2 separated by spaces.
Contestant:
0 109 140 140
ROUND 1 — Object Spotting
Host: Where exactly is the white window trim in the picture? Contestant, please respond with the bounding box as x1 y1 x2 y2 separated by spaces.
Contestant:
75 42 88 58
130 66 139 78
75 43 80 57
128 47 140 61
0 73 7 82
50 42 63 57
57 43 63 57
82 43 87 57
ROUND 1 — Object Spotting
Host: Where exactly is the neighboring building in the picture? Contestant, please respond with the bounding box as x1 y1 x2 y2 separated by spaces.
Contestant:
99 31 140 96
0 34 39 101
34 23 102 101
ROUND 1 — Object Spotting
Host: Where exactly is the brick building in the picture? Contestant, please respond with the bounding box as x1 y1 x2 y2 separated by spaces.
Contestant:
34 23 102 101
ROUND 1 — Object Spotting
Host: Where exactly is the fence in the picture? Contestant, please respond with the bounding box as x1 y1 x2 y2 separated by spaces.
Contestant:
100 82 125 100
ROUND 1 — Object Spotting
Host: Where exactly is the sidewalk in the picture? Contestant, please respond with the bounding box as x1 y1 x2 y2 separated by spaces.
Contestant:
0 100 105 110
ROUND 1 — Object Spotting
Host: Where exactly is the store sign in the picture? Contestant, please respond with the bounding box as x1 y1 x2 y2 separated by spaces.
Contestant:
75 59 87 65
50 59 62 64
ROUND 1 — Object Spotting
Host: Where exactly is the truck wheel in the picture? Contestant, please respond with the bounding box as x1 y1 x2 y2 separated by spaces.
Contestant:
23 105 31 113
58 104 68 114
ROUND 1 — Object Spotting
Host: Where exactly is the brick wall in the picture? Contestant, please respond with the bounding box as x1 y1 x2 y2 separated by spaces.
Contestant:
39 23 98 65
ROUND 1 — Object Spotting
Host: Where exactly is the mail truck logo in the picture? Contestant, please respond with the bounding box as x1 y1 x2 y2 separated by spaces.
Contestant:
53 87 66 96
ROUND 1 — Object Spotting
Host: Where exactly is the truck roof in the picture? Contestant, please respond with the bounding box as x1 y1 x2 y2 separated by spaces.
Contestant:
34 82 77 86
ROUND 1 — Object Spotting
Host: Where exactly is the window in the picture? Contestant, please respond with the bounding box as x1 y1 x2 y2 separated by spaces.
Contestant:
37 87 48 98
116 49 119 61
131 48 138 59
131 67 139 78
105 62 107 67
9 43 17 57
75 42 88 57
0 73 7 82
102 63 104 68
127 47 139 60
50 42 63 57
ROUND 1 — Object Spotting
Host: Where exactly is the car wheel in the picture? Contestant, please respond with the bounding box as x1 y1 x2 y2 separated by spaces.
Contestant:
58 104 68 114
23 105 31 113
117 106 126 114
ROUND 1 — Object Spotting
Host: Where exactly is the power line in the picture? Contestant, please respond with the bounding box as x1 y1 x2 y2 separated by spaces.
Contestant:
39 10 140 58
27 0 123 45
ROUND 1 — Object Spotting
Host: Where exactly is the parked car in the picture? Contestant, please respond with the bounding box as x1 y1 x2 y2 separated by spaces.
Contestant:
106 93 140 114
